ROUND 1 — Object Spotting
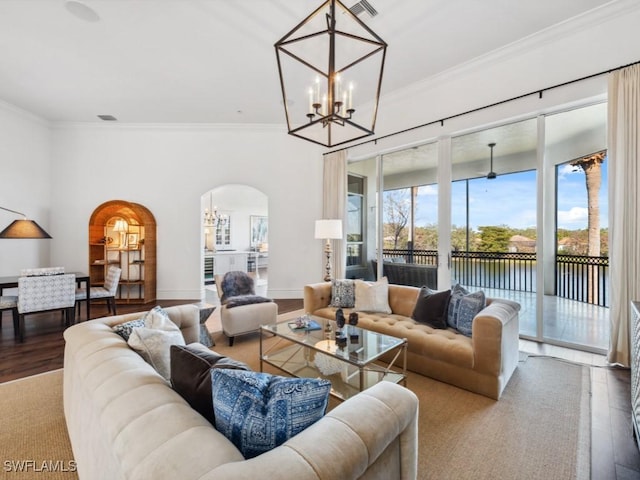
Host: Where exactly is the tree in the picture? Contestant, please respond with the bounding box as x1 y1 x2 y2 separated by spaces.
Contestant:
383 189 410 249
477 225 512 252
570 151 605 257
570 151 605 303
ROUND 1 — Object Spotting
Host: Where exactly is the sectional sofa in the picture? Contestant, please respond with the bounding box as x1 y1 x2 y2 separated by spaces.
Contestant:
63 304 420 479
304 282 520 400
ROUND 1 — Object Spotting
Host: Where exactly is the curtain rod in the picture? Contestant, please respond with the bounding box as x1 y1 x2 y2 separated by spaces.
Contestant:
323 58 640 156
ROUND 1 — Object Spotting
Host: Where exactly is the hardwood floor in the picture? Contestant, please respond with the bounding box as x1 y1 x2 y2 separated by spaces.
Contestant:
1 300 638 478
520 339 640 480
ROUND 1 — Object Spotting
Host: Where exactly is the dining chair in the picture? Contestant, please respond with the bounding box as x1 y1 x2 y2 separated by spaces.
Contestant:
0 295 19 338
76 266 121 320
17 273 76 342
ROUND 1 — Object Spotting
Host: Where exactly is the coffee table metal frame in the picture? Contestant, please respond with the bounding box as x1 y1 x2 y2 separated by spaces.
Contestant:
260 317 407 401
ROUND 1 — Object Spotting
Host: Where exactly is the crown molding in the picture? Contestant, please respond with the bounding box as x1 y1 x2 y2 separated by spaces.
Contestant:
383 0 640 103
0 98 50 127
50 122 287 132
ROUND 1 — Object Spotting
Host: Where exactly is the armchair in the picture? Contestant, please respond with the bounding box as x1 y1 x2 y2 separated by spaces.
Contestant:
215 271 278 346
17 273 76 342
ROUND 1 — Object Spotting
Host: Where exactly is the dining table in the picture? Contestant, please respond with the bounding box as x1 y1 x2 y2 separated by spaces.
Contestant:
0 272 91 320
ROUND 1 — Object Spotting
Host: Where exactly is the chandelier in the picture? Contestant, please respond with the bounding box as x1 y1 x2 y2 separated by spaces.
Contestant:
203 194 227 228
275 0 387 147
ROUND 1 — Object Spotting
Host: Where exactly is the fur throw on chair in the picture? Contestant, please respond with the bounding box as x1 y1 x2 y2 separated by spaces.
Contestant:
220 271 255 303
220 271 272 308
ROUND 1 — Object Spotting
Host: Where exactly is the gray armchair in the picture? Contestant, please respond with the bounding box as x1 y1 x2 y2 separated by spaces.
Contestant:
17 273 76 342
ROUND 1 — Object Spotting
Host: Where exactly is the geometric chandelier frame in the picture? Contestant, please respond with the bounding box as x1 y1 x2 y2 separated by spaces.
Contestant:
275 0 387 147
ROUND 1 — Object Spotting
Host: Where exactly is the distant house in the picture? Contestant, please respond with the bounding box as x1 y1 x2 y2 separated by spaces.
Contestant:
508 235 536 253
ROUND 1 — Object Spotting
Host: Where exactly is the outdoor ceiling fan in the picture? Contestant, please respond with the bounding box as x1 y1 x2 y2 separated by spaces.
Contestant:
486 142 497 180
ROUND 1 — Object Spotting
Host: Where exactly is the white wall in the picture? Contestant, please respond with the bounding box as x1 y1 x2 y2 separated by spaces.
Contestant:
49 124 324 299
0 101 51 277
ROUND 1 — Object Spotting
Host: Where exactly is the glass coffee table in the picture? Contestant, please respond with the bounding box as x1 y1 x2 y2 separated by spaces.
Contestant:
260 315 407 401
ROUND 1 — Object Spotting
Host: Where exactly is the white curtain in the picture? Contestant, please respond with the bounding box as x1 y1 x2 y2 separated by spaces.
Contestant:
323 150 347 279
607 64 640 367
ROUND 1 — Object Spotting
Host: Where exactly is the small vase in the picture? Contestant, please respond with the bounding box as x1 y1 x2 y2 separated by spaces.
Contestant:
336 308 346 329
349 312 359 326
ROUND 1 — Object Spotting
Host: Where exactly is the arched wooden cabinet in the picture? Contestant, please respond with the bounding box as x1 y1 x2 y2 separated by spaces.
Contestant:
88 200 156 304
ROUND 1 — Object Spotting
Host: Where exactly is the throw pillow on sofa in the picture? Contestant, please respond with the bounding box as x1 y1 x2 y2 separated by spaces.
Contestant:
128 306 185 381
112 318 145 340
329 279 355 308
211 369 331 459
412 287 451 329
354 277 392 314
447 284 486 337
170 343 250 424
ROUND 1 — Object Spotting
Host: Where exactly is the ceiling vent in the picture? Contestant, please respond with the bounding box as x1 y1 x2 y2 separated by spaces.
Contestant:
349 0 378 18
97 114 118 121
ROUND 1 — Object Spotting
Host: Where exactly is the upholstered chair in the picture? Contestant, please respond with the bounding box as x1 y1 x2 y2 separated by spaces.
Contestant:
75 266 121 320
216 271 278 346
0 295 19 337
17 273 76 342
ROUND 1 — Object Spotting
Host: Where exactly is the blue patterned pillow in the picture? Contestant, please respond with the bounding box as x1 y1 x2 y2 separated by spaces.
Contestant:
330 279 355 308
211 369 331 459
112 319 145 340
447 285 485 337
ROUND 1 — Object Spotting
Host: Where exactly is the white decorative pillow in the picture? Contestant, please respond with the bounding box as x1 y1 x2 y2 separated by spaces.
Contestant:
354 277 392 314
127 306 185 381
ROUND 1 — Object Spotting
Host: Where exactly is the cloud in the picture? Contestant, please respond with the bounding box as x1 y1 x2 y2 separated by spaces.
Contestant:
417 185 437 196
557 207 588 227
557 164 580 179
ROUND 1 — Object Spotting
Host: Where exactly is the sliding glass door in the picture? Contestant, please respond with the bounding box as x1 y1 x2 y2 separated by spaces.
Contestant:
346 101 609 353
450 119 538 336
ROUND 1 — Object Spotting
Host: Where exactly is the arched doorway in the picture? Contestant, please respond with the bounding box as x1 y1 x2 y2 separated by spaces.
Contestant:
201 185 268 303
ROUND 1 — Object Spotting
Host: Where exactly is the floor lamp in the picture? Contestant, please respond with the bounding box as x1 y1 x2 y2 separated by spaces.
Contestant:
0 206 52 239
315 219 343 282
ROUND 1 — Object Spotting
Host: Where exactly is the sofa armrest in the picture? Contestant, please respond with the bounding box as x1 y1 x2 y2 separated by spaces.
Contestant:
303 282 332 313
205 382 419 480
472 300 520 376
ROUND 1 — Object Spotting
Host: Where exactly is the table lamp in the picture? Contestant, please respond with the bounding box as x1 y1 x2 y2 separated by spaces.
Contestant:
314 219 342 282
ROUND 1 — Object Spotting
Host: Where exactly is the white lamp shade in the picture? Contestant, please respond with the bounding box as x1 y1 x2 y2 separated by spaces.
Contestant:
315 219 342 240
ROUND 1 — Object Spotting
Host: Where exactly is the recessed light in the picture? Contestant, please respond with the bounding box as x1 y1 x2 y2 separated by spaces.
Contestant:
65 1 100 23
97 114 117 121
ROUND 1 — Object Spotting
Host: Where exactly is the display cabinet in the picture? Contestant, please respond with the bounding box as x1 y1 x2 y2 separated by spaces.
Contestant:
88 200 156 304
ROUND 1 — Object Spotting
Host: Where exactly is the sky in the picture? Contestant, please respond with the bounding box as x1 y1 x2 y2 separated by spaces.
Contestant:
406 160 608 231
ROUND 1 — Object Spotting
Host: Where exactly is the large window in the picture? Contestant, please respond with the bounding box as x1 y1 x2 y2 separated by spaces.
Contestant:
347 175 364 267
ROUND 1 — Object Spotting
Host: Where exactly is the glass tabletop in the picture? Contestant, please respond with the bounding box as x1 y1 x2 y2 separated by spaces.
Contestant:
263 315 405 367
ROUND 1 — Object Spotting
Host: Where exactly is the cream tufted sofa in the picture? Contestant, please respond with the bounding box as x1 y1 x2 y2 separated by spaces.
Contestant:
63 304 420 480
304 282 520 400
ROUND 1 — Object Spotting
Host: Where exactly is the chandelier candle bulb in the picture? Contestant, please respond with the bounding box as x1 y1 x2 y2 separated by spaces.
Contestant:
348 83 353 110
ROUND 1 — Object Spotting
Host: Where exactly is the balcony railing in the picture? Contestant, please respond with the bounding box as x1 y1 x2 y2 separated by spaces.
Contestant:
381 249 609 307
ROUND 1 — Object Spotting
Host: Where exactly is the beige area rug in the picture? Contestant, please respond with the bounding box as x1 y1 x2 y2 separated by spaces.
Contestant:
211 322 591 480
1 310 590 480
0 370 77 480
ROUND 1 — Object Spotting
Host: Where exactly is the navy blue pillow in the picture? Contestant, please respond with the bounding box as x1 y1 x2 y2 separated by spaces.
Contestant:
448 284 486 337
211 369 331 458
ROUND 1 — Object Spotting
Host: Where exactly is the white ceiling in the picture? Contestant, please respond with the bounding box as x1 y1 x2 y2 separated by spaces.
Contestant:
0 0 615 124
